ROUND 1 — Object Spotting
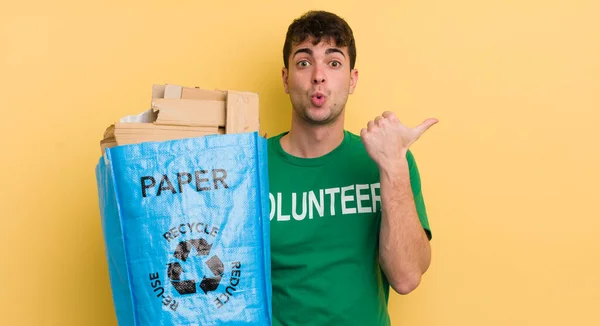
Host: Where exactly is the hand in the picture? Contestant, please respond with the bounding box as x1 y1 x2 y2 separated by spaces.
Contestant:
360 111 438 169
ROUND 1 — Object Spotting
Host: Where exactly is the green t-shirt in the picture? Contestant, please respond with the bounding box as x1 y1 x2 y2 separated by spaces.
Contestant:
267 130 431 326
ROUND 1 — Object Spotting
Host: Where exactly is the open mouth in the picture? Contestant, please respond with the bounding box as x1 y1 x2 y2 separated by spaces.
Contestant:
311 93 326 106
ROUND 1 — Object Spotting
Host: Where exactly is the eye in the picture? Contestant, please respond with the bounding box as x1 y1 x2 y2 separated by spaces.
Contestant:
297 60 311 68
329 60 342 68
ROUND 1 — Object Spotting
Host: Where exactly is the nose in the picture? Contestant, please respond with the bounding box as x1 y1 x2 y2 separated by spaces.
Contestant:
312 77 326 84
312 65 326 85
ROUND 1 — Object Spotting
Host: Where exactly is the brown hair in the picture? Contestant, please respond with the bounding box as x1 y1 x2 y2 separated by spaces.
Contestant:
283 11 357 69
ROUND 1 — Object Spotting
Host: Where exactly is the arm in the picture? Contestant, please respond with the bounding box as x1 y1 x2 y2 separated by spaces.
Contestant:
360 111 437 295
378 157 431 294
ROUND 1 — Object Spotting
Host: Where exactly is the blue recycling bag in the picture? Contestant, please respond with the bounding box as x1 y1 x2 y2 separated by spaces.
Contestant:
95 132 272 326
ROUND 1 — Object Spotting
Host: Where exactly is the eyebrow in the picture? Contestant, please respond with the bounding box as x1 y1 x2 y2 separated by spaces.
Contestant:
293 47 346 58
325 48 346 57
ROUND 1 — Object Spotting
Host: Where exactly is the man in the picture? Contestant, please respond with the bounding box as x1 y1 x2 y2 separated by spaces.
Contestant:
267 10 437 325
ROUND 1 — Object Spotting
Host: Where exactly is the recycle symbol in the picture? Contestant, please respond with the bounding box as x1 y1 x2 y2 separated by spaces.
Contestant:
166 238 224 295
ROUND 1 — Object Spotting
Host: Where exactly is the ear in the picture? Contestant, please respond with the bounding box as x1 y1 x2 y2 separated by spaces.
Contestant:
282 67 289 94
349 68 359 94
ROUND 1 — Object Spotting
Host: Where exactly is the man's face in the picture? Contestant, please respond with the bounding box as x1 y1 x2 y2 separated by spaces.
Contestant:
282 37 358 125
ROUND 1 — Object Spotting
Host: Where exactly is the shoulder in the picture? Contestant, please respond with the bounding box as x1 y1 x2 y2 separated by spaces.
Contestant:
267 132 287 151
340 130 376 169
267 132 287 143
342 130 367 152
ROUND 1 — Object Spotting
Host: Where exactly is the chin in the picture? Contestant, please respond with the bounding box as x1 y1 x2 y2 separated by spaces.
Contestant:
306 113 339 125
293 104 341 125
304 109 329 121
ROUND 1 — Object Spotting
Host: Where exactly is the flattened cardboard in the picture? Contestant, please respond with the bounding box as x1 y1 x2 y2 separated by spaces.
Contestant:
164 84 183 99
182 88 227 101
151 98 226 127
101 83 260 155
226 91 259 134
152 84 165 99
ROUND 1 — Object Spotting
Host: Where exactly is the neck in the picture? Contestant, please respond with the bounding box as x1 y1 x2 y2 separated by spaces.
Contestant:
280 113 345 158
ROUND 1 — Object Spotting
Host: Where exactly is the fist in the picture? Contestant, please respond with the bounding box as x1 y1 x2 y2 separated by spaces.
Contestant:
360 111 438 169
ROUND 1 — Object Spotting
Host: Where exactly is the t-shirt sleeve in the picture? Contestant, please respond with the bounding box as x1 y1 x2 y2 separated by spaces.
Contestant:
406 150 432 240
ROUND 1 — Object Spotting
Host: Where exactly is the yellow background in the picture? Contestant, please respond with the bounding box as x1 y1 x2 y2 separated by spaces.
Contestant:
1 0 599 325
